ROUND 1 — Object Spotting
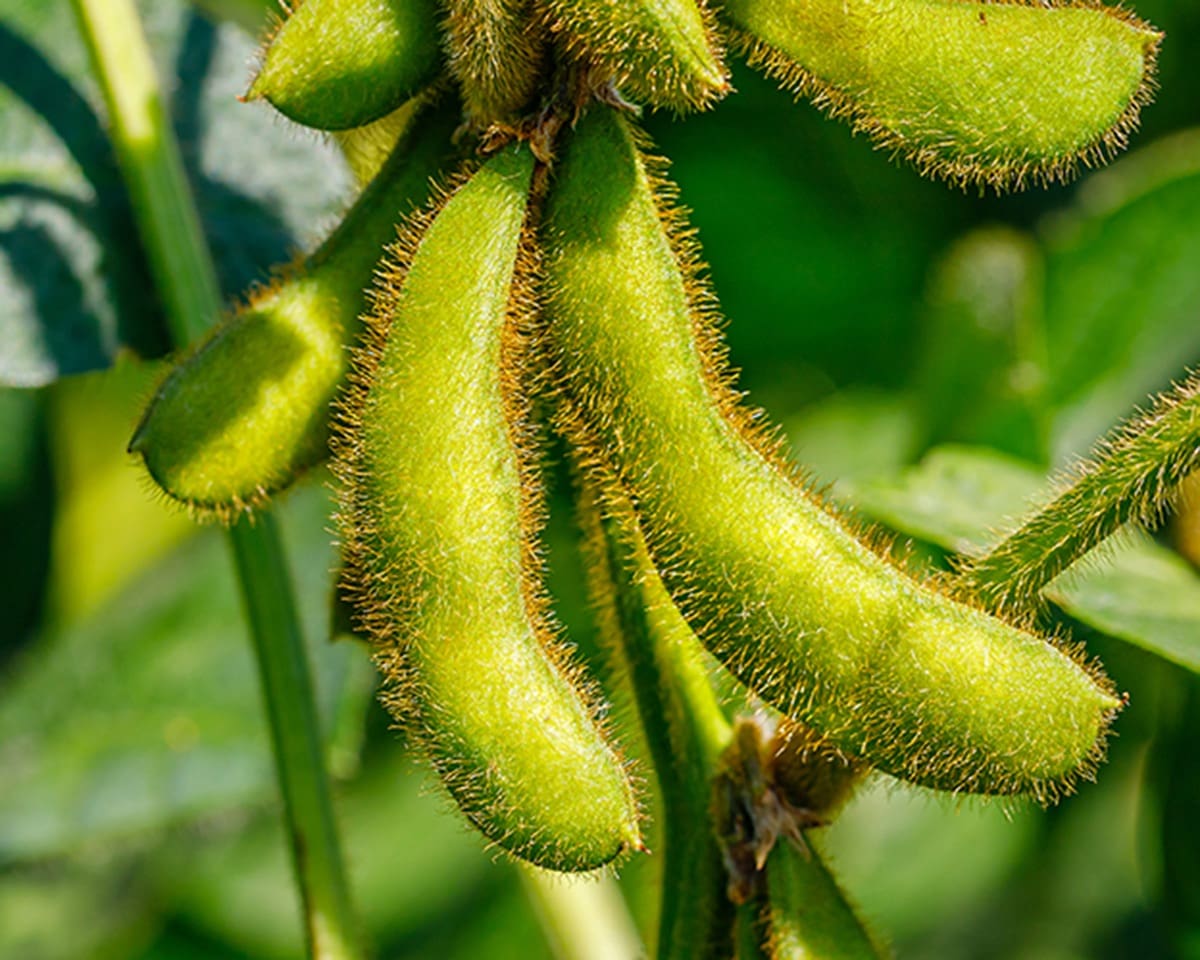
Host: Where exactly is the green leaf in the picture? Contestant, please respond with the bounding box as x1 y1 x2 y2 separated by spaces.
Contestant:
912 227 1049 462
849 445 1200 673
1052 538 1200 674
1041 130 1200 458
161 749 499 959
849 445 1045 556
0 859 157 960
0 1 350 386
0 482 370 863
784 389 919 493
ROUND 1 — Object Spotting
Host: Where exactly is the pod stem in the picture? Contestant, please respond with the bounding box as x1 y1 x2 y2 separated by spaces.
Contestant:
578 480 734 959
69 2 364 958
229 517 364 960
519 865 645 960
958 373 1200 615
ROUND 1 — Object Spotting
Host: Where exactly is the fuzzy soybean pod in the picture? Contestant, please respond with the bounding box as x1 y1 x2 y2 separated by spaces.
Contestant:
247 0 442 130
581 483 734 959
130 99 457 517
757 840 886 960
334 144 641 871
541 107 1121 801
440 0 545 123
541 0 729 112
718 0 1161 188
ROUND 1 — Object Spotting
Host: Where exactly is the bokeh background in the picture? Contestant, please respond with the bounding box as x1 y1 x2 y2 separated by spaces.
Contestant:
3 0 1200 957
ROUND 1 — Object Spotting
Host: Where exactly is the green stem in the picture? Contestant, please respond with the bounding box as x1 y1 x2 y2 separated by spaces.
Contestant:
959 373 1200 615
229 516 362 960
70 2 363 957
580 482 734 960
519 866 644 960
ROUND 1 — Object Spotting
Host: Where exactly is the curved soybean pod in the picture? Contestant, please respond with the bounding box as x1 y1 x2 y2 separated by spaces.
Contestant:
247 0 442 131
581 484 734 959
440 0 545 123
541 107 1121 800
718 0 1161 188
130 98 458 518
335 144 641 871
542 0 729 112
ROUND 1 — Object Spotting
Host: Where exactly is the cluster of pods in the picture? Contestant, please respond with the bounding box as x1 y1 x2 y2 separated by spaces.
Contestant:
132 0 1159 880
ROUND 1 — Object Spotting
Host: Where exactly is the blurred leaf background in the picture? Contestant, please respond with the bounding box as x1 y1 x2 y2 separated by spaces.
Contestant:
2 0 1200 957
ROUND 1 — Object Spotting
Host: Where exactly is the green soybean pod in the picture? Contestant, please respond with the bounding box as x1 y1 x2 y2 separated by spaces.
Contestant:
718 0 1161 188
581 482 734 959
335 144 641 871
334 98 426 186
440 0 545 123
130 98 457 518
247 0 442 130
542 0 729 112
760 839 886 960
541 107 1121 801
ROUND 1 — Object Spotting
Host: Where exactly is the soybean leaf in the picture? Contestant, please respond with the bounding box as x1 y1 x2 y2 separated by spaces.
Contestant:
784 388 920 492
849 445 1200 673
911 227 1049 463
1041 131 1200 459
0 482 371 863
848 445 1044 555
0 858 157 960
0 389 52 660
0 0 349 386
160 749 499 959
1052 542 1200 674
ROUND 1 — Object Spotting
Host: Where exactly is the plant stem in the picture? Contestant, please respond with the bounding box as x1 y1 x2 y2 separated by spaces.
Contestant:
959 372 1200 615
519 866 645 960
70 2 363 957
229 515 362 960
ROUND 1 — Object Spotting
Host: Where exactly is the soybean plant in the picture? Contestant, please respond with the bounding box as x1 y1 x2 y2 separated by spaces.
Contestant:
120 0 1183 954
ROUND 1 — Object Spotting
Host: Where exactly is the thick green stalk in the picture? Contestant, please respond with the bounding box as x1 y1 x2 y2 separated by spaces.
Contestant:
519 866 645 960
70 1 363 957
229 515 362 960
959 373 1200 615
580 485 734 959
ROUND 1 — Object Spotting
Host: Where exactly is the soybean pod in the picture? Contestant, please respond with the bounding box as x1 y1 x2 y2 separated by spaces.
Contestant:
541 107 1121 801
335 144 641 871
248 0 442 130
440 0 545 123
580 480 734 959
959 372 1200 616
541 0 729 112
718 0 1160 188
131 98 458 518
758 838 886 960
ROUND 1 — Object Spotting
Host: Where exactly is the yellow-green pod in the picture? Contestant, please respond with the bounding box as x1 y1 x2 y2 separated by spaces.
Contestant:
440 0 545 123
542 0 729 112
719 0 1161 188
761 840 886 960
334 144 641 871
247 0 442 130
130 99 458 518
541 107 1121 801
334 98 425 186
